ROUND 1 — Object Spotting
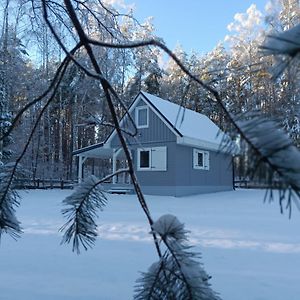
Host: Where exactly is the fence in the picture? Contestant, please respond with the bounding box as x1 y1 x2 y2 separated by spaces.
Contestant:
16 178 76 190
234 178 285 189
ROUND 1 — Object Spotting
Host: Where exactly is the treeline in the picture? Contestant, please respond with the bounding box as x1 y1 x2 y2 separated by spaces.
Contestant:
0 0 299 181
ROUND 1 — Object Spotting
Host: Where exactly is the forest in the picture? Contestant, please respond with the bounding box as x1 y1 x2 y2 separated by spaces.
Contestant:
0 1 300 299
0 0 299 183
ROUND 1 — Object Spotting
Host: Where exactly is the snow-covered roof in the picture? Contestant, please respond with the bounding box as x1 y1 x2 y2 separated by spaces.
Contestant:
74 92 228 157
141 92 225 146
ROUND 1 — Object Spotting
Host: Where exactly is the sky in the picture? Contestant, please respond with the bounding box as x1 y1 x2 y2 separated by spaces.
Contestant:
124 0 270 55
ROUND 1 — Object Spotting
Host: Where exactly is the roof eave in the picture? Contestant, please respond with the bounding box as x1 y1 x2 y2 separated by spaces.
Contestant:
177 136 227 153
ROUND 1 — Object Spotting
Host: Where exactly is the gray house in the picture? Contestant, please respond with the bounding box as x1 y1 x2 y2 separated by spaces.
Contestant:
74 91 233 196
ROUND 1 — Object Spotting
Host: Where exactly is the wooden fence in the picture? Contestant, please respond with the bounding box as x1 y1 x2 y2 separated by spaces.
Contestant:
234 179 285 189
15 178 76 190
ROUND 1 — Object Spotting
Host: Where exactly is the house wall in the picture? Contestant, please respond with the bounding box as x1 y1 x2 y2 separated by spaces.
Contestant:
131 141 177 187
127 142 233 197
110 98 176 148
109 97 233 196
173 144 233 196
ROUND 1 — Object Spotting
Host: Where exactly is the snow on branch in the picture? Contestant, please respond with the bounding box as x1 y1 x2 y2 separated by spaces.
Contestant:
151 214 188 242
238 115 300 186
235 113 300 214
60 175 107 254
0 163 22 239
261 24 300 77
134 214 220 300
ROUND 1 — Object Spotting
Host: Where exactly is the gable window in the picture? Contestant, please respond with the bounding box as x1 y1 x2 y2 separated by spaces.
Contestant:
137 146 167 171
135 106 149 128
193 149 209 170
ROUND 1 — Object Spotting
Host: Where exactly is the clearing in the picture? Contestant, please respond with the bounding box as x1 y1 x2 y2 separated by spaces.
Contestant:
0 189 300 300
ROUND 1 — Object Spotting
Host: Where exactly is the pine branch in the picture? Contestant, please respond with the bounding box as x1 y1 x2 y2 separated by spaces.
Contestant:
237 115 300 187
134 215 220 300
234 114 300 214
0 163 22 239
261 24 300 57
60 175 108 254
260 24 300 78
60 0 162 260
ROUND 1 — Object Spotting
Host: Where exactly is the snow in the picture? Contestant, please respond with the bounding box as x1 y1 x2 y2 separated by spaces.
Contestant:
142 91 224 145
1 189 300 299
151 214 187 241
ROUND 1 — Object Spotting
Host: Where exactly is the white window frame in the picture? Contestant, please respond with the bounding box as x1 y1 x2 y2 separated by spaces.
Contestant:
137 146 167 171
193 149 209 170
137 148 152 171
135 106 149 129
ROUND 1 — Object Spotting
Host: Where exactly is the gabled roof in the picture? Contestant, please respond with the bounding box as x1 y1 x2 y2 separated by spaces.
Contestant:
140 92 224 146
74 91 227 157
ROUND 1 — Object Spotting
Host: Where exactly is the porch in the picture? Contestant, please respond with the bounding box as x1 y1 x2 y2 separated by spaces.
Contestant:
73 142 133 193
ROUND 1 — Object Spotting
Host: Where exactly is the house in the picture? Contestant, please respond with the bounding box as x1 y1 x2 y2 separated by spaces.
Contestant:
73 91 233 196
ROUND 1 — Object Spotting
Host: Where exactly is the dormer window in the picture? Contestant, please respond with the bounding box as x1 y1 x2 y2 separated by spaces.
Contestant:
135 106 149 128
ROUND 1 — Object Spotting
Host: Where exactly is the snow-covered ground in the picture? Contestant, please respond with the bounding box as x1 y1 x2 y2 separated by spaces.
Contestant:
1 189 300 300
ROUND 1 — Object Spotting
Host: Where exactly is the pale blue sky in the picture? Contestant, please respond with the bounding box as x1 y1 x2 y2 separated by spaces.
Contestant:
128 0 269 54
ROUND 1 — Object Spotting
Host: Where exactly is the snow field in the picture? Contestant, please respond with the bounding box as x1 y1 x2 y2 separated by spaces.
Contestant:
1 189 300 299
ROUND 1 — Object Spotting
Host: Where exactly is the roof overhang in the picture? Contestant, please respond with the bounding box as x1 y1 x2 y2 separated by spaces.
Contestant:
177 136 222 152
73 142 114 158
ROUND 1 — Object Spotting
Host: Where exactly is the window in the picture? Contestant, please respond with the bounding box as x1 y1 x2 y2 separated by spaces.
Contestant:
137 146 167 171
135 106 149 128
139 150 150 169
193 149 209 170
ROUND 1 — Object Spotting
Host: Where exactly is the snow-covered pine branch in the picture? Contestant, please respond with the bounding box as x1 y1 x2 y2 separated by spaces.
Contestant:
60 175 107 254
0 163 22 239
134 214 220 300
234 113 300 214
261 24 300 78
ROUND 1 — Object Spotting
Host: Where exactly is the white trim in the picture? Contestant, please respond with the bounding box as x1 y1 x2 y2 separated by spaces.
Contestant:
135 105 149 129
112 151 117 184
112 148 123 184
78 156 87 183
177 136 221 152
137 148 152 171
137 146 167 171
193 149 209 170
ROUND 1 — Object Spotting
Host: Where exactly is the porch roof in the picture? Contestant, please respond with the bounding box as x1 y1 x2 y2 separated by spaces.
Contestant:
72 142 113 158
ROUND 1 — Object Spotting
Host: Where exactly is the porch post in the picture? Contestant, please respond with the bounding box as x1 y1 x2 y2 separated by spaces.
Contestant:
78 156 87 183
112 149 117 184
112 148 123 184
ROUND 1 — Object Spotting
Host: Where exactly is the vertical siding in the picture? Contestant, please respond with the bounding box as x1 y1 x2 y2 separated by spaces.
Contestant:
175 145 233 188
128 142 232 190
130 141 177 186
108 97 233 195
110 99 176 148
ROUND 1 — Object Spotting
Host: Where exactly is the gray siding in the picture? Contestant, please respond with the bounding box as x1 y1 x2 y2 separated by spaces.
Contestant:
131 141 177 187
110 99 176 148
174 145 232 189
130 142 232 196
108 97 233 196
